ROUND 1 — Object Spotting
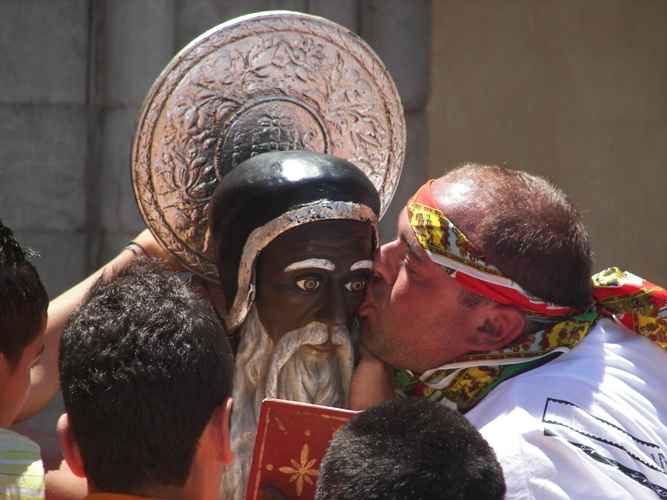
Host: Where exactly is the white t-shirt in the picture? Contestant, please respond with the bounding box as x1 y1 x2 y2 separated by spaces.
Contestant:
0 428 44 499
467 319 667 500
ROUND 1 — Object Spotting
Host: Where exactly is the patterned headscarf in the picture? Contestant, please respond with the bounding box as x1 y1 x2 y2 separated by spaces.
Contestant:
393 180 667 412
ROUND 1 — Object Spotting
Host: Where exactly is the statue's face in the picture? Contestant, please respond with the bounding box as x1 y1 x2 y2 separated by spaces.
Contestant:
255 219 374 345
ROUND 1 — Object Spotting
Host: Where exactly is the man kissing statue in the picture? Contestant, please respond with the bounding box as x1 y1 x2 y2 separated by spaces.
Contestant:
207 151 380 499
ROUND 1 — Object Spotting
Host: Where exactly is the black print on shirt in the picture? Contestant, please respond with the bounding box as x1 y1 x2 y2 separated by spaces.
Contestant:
542 398 667 498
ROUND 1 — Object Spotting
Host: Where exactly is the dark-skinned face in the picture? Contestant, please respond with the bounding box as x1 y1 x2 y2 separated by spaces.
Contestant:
254 219 374 346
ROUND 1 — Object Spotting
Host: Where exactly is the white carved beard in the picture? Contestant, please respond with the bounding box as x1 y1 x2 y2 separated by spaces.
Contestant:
221 306 354 500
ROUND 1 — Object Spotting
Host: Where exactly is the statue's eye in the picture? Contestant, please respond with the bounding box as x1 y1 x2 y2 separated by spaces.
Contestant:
296 277 321 292
344 279 367 293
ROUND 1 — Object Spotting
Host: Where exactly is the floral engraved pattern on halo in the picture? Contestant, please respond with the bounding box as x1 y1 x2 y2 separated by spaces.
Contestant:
277 443 319 497
132 12 405 281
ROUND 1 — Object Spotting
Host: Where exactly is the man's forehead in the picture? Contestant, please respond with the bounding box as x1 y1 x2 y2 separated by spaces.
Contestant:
434 177 476 208
432 177 484 241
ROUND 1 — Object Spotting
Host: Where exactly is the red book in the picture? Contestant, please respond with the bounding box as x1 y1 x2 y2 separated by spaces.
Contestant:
244 399 358 500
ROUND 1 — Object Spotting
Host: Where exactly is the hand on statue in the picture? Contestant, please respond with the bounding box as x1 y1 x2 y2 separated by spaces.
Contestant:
131 229 229 318
130 229 184 271
349 344 394 411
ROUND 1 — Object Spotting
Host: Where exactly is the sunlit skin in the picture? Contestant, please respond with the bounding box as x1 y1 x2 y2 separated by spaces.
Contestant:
359 177 526 374
0 321 46 427
359 209 480 372
255 219 374 353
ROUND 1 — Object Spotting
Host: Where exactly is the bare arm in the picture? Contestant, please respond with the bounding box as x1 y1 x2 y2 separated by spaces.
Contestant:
15 230 174 422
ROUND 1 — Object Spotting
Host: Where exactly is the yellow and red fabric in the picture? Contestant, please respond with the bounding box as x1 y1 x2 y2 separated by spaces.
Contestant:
393 180 667 412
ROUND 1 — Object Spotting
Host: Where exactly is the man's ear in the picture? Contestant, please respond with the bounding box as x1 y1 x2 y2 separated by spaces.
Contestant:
221 397 233 465
57 413 86 478
208 397 233 465
469 304 526 351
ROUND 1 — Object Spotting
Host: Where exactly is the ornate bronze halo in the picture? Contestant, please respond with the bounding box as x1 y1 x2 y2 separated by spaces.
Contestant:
132 10 406 281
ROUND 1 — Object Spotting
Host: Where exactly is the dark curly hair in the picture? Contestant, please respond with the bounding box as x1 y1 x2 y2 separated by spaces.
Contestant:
0 219 48 367
59 259 234 494
316 398 506 500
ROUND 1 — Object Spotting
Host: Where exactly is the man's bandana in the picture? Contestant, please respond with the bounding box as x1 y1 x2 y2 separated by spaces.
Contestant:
393 180 667 412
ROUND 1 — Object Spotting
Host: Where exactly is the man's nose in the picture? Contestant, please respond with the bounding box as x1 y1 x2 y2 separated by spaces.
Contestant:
359 240 400 314
373 239 402 286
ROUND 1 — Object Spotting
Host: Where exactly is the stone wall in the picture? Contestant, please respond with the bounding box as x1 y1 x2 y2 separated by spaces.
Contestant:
428 0 667 285
0 1 90 301
0 0 431 464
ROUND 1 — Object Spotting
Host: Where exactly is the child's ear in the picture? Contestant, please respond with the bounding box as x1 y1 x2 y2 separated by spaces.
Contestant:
0 354 16 426
0 352 10 378
57 413 86 478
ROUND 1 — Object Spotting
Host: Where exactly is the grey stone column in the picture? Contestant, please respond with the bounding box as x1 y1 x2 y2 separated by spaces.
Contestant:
95 0 176 262
360 0 432 241
0 0 89 296
175 0 308 50
0 0 90 467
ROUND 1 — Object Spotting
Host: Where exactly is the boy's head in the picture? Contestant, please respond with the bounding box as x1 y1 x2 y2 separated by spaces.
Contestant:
315 398 506 500
0 219 48 426
58 260 234 497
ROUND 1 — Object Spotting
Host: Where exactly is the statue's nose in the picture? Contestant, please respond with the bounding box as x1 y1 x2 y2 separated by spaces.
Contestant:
318 284 347 337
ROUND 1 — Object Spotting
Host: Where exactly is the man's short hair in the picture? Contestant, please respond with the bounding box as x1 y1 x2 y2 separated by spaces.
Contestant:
444 164 593 309
315 398 506 500
59 260 233 494
0 219 48 367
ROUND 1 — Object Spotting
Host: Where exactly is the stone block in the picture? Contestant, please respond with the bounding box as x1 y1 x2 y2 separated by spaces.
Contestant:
427 1 564 177
308 0 359 32
175 0 308 51
557 120 667 287
101 0 177 106
266 0 308 11
12 229 87 298
555 0 667 123
99 106 145 234
380 110 427 242
361 0 431 112
0 104 87 232
0 0 88 104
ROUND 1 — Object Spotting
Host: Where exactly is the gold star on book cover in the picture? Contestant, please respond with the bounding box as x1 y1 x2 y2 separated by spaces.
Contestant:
245 399 357 500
